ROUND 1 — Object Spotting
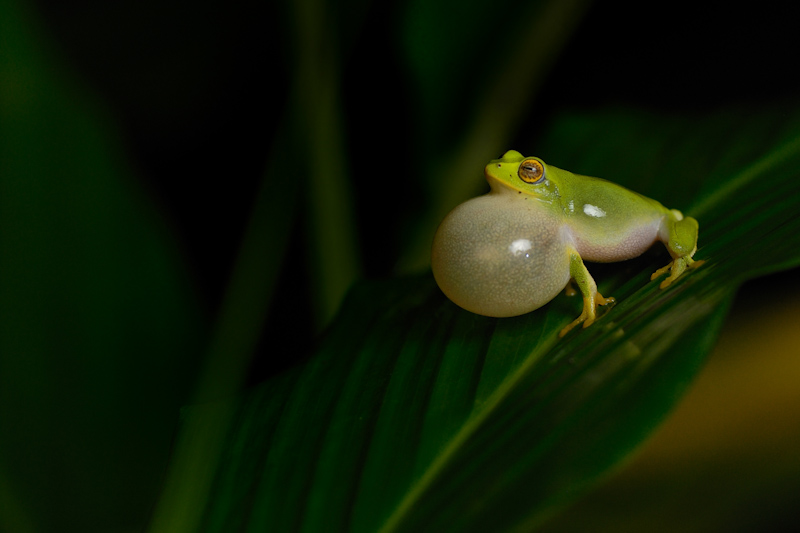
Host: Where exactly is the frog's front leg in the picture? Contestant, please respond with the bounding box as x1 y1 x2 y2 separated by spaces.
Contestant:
652 210 704 289
559 251 615 337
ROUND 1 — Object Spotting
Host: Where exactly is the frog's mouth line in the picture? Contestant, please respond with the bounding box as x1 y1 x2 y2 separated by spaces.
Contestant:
485 170 526 195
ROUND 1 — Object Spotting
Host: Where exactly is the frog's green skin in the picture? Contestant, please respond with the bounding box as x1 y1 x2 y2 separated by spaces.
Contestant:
431 150 702 336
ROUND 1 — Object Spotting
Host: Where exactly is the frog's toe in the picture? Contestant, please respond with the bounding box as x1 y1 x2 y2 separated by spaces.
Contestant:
690 259 706 269
650 263 672 281
659 276 677 289
659 261 685 288
654 256 703 289
595 292 615 307
559 312 590 337
559 292 615 337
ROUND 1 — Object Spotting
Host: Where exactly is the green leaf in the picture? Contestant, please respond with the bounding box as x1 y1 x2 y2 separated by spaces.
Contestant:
152 103 800 532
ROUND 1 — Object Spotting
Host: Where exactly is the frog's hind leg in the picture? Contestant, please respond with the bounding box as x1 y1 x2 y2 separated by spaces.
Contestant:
652 211 704 289
559 251 615 337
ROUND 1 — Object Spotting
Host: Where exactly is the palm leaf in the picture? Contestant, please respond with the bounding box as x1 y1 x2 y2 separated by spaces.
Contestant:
151 103 800 532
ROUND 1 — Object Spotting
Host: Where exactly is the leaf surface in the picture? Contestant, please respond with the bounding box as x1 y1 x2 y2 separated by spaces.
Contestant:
155 103 800 532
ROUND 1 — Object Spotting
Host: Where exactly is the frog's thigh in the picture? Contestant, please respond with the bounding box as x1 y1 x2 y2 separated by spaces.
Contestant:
664 215 699 259
653 215 702 288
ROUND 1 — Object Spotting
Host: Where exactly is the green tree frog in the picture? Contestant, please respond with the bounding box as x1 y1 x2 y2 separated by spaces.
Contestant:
431 150 702 337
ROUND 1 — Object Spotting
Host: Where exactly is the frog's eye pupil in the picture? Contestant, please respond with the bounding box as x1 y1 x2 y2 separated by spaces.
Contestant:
518 159 545 183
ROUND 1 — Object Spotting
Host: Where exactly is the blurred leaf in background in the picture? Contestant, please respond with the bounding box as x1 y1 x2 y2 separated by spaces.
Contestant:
3 0 800 531
0 0 203 531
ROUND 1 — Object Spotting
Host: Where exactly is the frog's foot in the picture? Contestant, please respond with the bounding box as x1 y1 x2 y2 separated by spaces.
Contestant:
559 291 615 338
651 256 705 289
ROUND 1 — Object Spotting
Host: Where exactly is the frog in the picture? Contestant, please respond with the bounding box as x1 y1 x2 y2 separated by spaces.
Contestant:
431 150 702 337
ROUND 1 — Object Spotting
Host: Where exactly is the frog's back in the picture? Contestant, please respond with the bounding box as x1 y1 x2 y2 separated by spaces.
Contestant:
555 169 669 263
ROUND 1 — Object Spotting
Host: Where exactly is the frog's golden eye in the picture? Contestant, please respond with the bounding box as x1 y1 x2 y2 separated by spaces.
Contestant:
518 159 545 183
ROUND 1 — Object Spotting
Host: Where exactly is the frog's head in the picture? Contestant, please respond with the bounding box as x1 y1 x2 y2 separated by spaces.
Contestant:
484 150 560 200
